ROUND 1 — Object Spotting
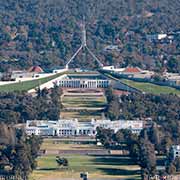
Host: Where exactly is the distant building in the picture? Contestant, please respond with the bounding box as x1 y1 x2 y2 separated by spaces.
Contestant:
170 145 180 160
10 66 54 81
147 34 167 41
102 66 154 79
104 45 120 51
11 66 44 79
28 66 44 73
57 74 110 88
163 72 180 86
25 119 144 137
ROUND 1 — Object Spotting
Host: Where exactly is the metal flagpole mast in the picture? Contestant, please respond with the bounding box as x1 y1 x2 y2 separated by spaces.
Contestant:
65 17 103 69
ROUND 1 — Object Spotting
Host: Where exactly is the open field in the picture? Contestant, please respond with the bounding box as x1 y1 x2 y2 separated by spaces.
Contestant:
60 89 107 120
30 140 141 180
30 155 141 180
0 73 65 92
121 79 180 95
41 138 99 151
60 111 103 121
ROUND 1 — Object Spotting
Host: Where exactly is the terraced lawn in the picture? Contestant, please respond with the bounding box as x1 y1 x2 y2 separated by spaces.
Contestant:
60 91 107 120
60 111 103 120
62 96 107 108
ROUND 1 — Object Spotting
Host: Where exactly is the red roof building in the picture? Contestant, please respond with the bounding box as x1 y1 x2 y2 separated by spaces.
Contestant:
28 66 44 73
123 67 142 73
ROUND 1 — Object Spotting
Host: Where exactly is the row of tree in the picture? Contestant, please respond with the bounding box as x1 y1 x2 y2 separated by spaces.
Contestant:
96 126 180 179
105 87 180 122
0 123 42 179
0 86 61 124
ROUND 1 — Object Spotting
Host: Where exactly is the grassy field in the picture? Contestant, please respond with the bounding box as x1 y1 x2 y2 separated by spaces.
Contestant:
30 140 141 180
41 139 99 151
60 111 103 120
121 79 180 95
62 95 107 108
0 72 66 92
30 155 141 180
60 91 107 120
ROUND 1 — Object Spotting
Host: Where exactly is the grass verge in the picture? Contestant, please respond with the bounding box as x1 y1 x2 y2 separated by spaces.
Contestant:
121 79 180 95
0 72 66 92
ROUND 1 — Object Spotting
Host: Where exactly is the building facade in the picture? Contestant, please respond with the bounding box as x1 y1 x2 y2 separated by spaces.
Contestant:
25 119 144 137
170 145 180 160
56 74 110 88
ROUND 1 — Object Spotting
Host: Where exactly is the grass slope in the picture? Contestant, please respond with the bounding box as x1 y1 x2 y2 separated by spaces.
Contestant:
30 139 141 180
121 79 180 95
61 92 107 120
0 72 65 92
30 155 140 180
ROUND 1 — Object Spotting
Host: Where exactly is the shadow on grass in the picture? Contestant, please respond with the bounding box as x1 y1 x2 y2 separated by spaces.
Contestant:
38 167 68 171
38 167 58 171
98 167 140 176
91 155 136 166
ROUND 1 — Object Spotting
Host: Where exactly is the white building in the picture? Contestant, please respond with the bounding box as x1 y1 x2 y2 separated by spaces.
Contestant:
163 72 180 86
57 74 110 88
102 66 154 79
25 119 144 137
170 145 180 160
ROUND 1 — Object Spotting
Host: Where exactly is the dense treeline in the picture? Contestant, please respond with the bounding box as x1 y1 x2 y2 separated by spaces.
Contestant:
105 87 180 122
0 123 42 179
0 86 61 179
0 0 179 72
96 125 180 179
0 86 61 124
101 88 180 179
105 87 180 151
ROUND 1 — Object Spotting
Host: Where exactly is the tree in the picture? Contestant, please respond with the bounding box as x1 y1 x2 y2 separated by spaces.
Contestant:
166 163 176 175
96 127 115 148
139 130 157 178
56 157 69 168
174 157 180 172
149 123 162 154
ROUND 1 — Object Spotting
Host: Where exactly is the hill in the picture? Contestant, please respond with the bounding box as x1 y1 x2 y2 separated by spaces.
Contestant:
0 0 179 71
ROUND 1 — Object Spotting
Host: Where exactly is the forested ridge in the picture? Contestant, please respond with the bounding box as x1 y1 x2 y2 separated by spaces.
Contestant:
0 0 179 71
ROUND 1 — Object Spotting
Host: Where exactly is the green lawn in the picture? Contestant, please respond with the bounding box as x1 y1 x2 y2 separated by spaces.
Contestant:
121 79 180 95
61 92 107 120
30 154 141 180
60 111 103 121
30 140 141 180
0 72 66 92
62 96 107 108
103 73 180 95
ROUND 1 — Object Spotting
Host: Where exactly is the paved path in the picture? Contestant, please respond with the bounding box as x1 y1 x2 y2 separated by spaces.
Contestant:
64 107 105 110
